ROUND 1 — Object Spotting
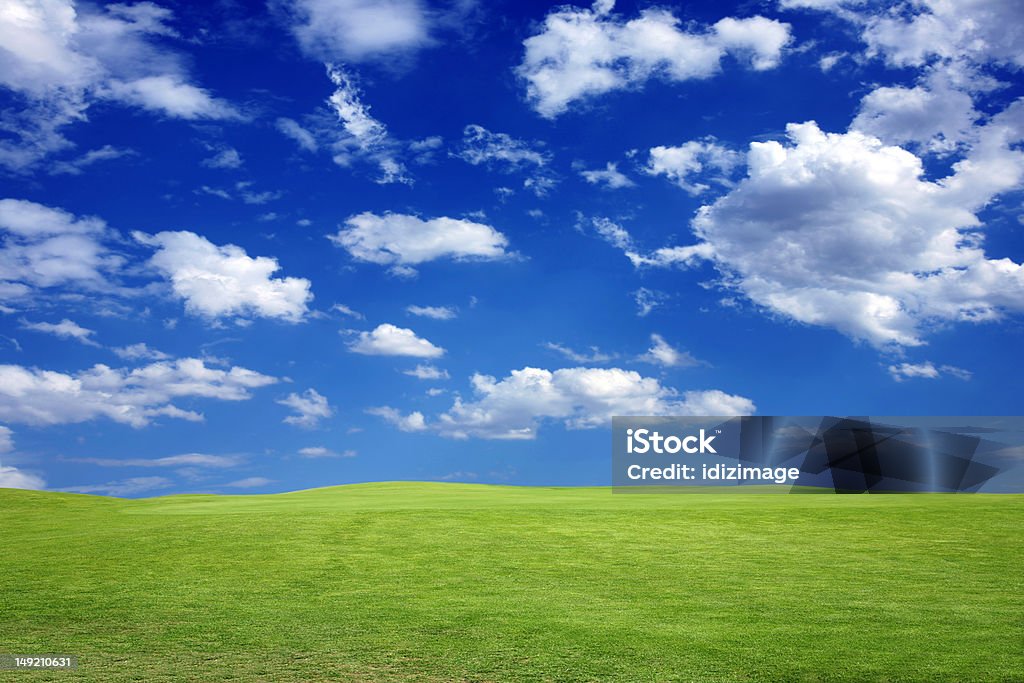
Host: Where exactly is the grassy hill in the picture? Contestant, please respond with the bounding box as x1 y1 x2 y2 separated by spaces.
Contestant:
2 483 1021 681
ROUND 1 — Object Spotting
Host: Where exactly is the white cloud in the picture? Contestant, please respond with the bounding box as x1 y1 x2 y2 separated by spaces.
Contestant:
224 476 273 488
234 181 283 205
276 117 319 152
278 388 333 428
325 65 409 184
630 114 1024 347
0 426 45 490
591 216 711 269
348 323 444 358
104 75 238 120
0 0 237 171
298 446 356 458
49 145 133 175
277 68 438 183
406 304 457 320
112 343 170 362
435 366 754 439
73 453 241 468
453 125 557 196
329 212 510 275
638 334 700 368
332 303 364 319
888 361 973 382
0 357 277 427
543 342 614 364
20 318 98 346
851 74 980 152
202 147 243 169
859 0 1024 70
517 1 791 117
633 287 666 317
136 230 313 323
523 175 558 198
454 125 549 169
278 0 432 63
579 162 635 189
0 198 124 301
591 217 633 251
0 465 45 490
198 185 233 201
366 405 427 432
646 140 741 194
60 476 171 496
778 0 853 8
403 364 449 380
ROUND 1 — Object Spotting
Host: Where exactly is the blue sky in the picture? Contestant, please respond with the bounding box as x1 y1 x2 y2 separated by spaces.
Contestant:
1 0 1023 496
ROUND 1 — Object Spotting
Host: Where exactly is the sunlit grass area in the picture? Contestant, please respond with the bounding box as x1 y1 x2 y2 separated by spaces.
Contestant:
2 483 1021 681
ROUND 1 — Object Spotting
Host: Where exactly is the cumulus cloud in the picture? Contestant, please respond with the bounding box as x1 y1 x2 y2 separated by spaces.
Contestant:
277 0 432 63
858 0 1024 70
403 364 449 380
517 0 791 117
278 388 333 428
579 162 635 189
20 318 98 346
434 366 754 439
0 0 238 171
780 0 1023 70
136 230 313 323
0 358 277 427
646 139 741 194
329 212 510 276
406 305 456 320
850 71 981 153
366 405 427 432
0 198 124 302
785 0 1021 157
348 324 444 358
638 334 700 368
632 115 1024 347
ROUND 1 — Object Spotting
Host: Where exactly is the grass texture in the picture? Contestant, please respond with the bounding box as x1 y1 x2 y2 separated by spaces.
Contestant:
1 483 1021 681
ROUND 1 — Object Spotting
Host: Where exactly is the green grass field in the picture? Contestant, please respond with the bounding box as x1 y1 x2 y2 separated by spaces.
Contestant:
1 483 1021 682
